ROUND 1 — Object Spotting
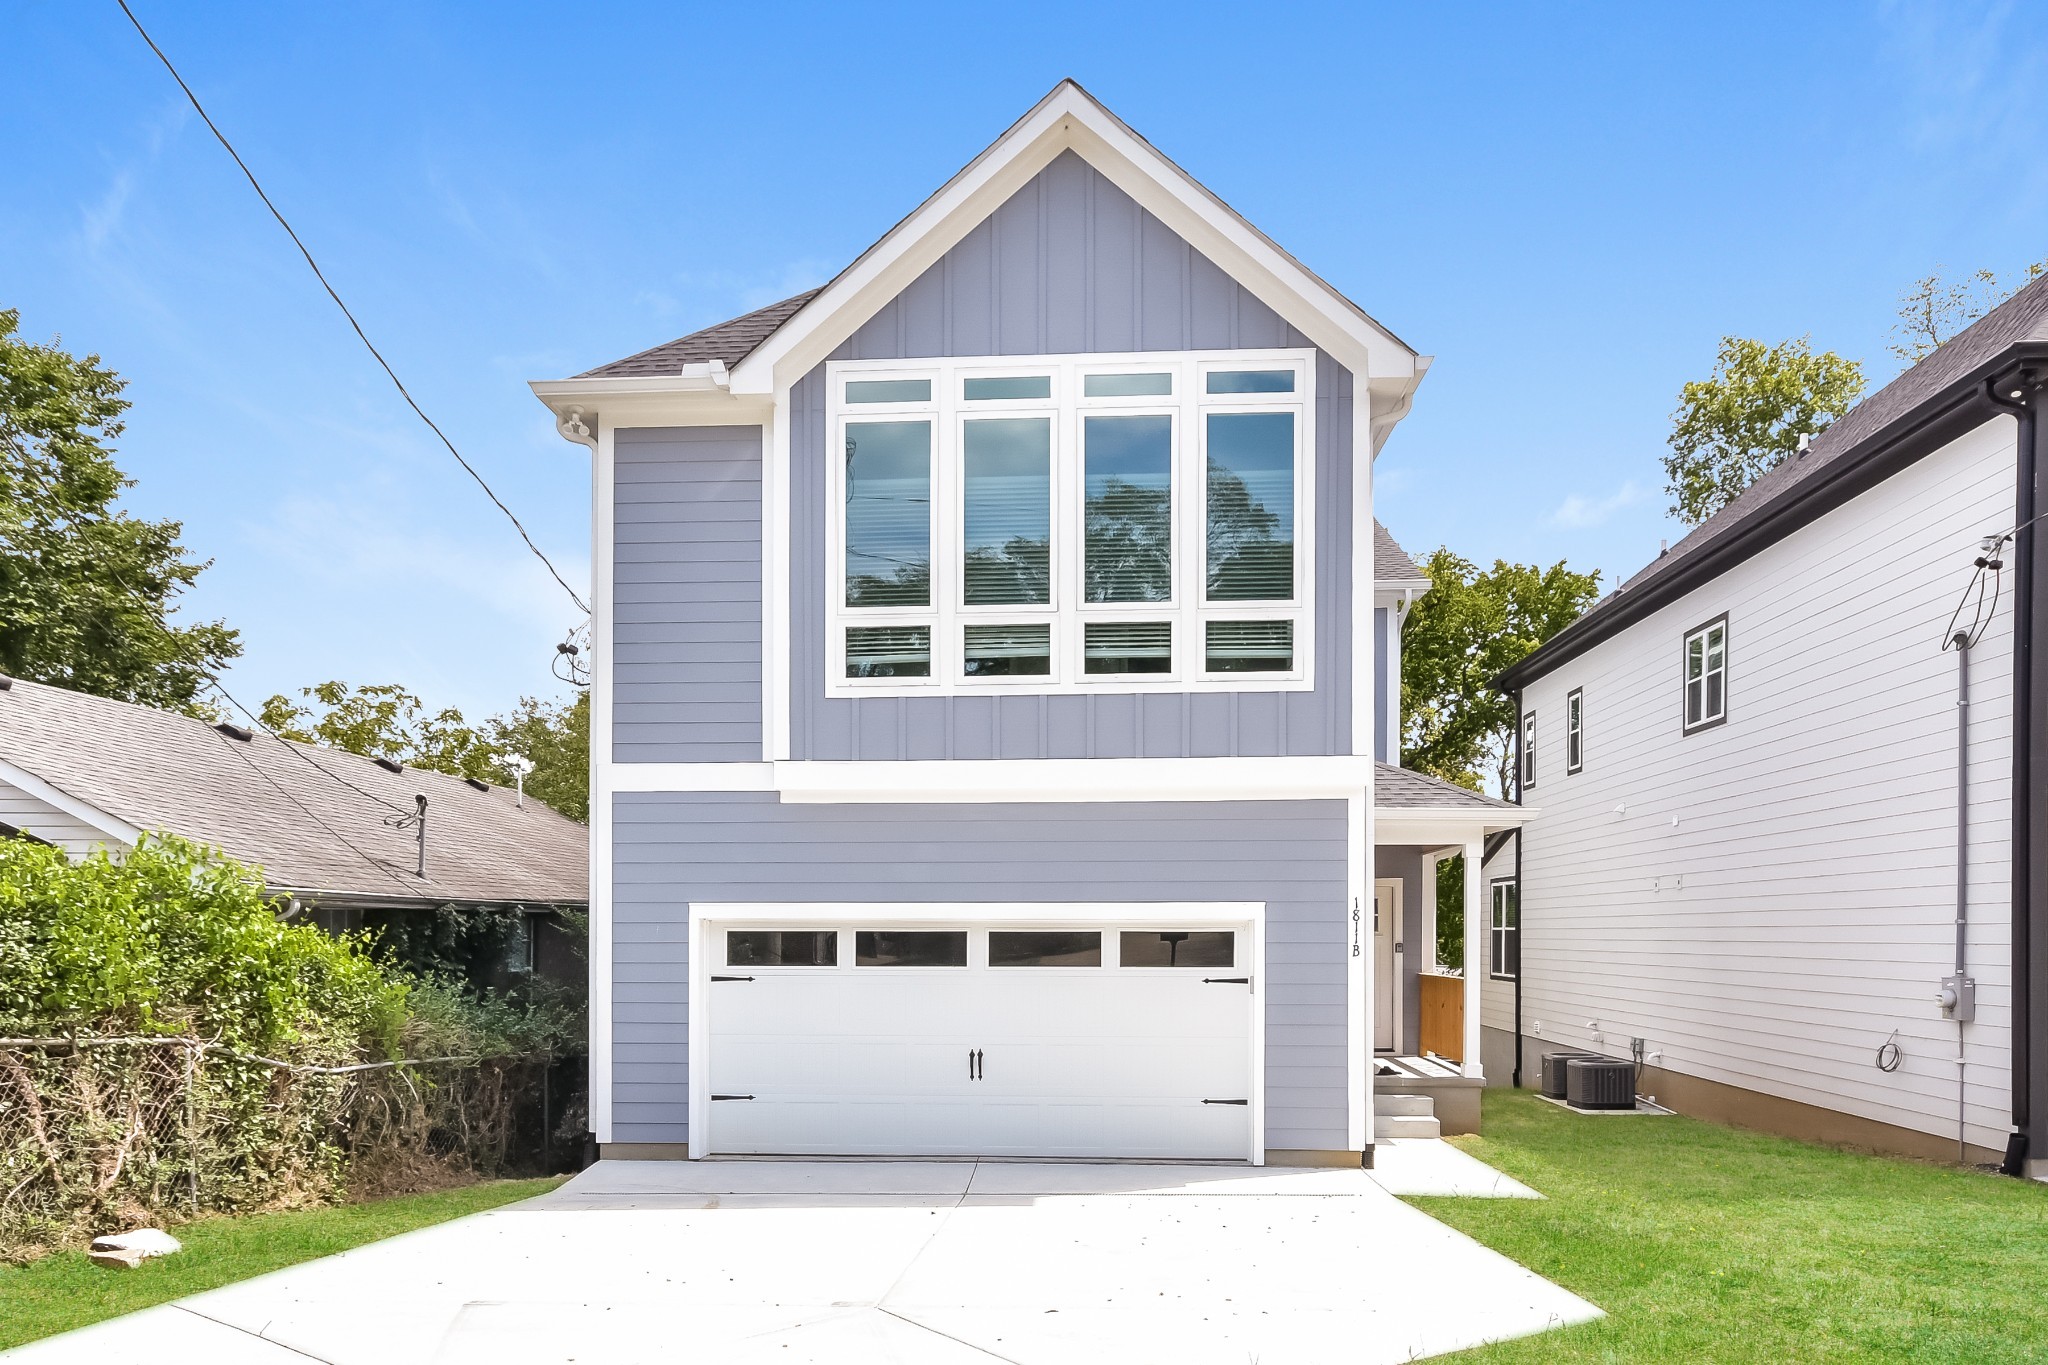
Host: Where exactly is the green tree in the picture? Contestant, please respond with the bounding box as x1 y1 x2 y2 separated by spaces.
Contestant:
260 681 588 821
1400 550 1601 796
1663 336 1866 526
0 309 239 712
1891 261 2048 365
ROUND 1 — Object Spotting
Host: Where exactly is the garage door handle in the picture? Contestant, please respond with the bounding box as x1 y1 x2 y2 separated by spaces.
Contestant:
711 1094 755 1101
1201 1098 1250 1105
711 975 755 982
1203 977 1250 985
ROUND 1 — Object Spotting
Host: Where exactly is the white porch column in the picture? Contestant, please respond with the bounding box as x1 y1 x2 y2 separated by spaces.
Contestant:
1421 852 1440 973
1461 835 1484 1080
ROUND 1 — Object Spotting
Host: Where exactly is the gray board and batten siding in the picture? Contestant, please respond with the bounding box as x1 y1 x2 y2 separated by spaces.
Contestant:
613 424 765 764
789 149 1356 761
611 791 1352 1149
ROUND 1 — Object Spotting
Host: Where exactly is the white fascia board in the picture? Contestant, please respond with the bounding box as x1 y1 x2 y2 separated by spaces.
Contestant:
0 756 141 845
729 81 1421 399
530 380 772 436
606 757 1373 803
1373 806 1538 847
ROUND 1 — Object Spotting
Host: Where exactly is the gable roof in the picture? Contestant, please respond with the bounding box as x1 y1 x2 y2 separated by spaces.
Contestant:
1373 520 1428 585
1499 273 2048 691
1373 763 1520 813
0 678 586 906
580 289 822 379
557 81 1425 429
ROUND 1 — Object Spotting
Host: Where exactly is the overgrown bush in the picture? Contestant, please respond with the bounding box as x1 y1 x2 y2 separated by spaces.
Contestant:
0 836 583 1258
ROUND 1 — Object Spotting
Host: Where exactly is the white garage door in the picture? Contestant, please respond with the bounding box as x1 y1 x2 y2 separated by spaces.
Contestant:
703 922 1255 1160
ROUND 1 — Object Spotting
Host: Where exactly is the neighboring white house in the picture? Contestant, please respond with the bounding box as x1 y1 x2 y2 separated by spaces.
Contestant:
1492 276 2048 1177
0 676 588 982
531 80 1530 1166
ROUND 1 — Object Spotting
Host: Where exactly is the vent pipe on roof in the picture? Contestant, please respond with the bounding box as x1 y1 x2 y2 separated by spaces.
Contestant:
502 753 535 810
0 674 13 691
213 722 254 742
375 756 403 774
412 794 427 878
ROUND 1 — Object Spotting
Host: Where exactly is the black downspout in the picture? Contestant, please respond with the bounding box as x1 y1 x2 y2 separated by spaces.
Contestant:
1992 373 2041 1177
1512 688 1526 1089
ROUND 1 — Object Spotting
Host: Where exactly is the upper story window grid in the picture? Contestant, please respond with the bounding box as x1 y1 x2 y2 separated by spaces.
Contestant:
826 349 1316 696
1520 710 1537 791
1565 687 1583 774
1682 615 1728 732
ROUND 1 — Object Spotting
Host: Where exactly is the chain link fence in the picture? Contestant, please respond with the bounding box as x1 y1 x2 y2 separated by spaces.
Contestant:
0 1037 583 1259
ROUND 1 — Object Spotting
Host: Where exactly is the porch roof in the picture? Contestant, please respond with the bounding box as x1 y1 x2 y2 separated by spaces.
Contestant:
1373 764 1517 813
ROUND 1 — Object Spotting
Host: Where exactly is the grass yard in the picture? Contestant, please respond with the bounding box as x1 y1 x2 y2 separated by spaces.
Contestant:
1419 1090 2048 1363
0 1177 562 1351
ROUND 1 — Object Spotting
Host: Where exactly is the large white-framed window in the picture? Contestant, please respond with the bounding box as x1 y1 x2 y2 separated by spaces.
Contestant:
1488 878 1519 981
1682 614 1728 733
826 349 1315 695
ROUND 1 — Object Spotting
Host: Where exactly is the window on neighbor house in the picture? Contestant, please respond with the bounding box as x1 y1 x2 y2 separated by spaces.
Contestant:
827 351 1312 694
1565 688 1583 774
1683 616 1728 732
1489 879 1519 981
1520 711 1537 791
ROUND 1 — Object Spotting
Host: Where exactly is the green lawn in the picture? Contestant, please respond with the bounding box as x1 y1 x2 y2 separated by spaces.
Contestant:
1419 1091 2048 1363
0 1178 562 1351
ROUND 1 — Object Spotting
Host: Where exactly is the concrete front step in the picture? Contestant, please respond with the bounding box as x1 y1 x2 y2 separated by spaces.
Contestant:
1375 1113 1443 1139
1377 1093 1435 1117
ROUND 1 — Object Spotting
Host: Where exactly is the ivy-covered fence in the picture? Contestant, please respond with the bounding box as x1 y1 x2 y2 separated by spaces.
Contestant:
0 837 584 1260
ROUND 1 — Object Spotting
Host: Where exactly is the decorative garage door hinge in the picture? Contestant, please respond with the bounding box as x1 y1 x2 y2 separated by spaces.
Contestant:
1202 977 1251 985
710 1094 755 1101
1201 1098 1250 1105
710 975 755 982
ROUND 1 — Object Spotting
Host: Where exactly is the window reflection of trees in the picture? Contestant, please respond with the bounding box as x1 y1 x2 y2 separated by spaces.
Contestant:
1085 478 1172 602
1205 465 1290 601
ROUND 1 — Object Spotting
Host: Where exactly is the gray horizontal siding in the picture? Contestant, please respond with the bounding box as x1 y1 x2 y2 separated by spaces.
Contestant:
791 150 1354 760
610 792 1351 1150
612 426 763 763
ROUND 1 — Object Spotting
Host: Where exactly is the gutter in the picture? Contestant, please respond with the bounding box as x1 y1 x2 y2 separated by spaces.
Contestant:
1495 342 2048 695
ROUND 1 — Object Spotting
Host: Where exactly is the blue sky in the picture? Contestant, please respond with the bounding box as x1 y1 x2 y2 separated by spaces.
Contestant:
6 2 2046 719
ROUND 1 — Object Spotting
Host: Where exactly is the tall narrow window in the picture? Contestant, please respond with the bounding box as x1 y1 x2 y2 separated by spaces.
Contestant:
1683 616 1728 732
1489 880 1519 981
843 420 931 607
962 416 1051 605
1083 414 1173 602
1520 711 1537 791
1565 688 1584 774
1204 411 1295 602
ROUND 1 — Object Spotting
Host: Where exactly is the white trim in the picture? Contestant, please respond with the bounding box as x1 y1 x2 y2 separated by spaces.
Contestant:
1352 385 1373 756
588 419 617 1143
778 756 1370 803
1347 790 1368 1149
766 390 792 761
823 350 1316 697
687 899 1266 1164
726 82 1420 400
0 757 141 846
1461 836 1485 1080
1375 810 1536 847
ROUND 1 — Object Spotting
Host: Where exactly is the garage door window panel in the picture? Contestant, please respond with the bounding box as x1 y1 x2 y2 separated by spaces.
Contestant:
855 930 969 967
726 930 839 967
989 930 1103 967
1119 930 1235 968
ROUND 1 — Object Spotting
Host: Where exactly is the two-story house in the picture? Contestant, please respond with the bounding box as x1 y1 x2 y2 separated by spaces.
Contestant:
1490 274 2048 1179
532 82 1527 1166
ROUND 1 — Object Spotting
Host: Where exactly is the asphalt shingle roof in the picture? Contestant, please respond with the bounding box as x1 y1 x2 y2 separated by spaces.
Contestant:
579 290 823 379
0 679 587 905
1373 762 1519 813
1373 520 1426 583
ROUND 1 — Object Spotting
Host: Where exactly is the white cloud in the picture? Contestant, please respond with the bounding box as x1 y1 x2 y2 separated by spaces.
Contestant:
1551 481 1649 529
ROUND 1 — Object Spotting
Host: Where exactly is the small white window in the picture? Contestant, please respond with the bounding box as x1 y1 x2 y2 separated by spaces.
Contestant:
1489 880 1519 981
1520 711 1537 791
1683 616 1728 732
1565 688 1583 774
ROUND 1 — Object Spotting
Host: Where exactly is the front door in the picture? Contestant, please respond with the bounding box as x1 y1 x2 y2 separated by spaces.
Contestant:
704 922 1256 1159
1373 882 1399 1050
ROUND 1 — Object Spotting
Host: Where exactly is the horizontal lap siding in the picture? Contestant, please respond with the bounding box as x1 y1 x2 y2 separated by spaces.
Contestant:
610 792 1350 1149
791 150 1353 760
613 426 763 763
0 780 115 856
1516 418 2016 1150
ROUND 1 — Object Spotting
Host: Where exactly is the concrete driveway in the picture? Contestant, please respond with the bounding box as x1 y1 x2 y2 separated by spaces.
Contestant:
9 1146 1598 1364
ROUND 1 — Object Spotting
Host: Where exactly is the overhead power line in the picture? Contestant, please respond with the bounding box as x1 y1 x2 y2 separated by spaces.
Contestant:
209 680 410 817
115 0 591 616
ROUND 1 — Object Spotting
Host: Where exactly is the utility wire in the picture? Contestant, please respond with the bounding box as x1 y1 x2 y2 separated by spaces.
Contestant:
209 680 411 816
115 0 591 617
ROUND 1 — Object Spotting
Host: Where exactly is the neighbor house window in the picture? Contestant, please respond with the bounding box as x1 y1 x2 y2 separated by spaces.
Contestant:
1565 688 1583 774
1489 880 1519 980
827 351 1313 694
1520 711 1537 791
1683 616 1728 732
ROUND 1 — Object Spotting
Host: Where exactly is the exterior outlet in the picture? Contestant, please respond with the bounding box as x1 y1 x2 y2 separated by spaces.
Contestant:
1938 975 1976 1023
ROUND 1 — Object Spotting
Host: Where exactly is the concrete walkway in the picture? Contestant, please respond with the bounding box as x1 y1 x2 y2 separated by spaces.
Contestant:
7 1148 1598 1364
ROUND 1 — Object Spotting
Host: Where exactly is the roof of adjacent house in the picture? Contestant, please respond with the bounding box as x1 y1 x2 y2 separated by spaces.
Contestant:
0 678 587 906
1498 272 2048 691
579 289 824 379
1373 763 1519 813
1373 521 1427 584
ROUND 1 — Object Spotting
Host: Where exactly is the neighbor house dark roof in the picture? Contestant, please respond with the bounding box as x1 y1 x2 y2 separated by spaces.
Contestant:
1374 763 1519 813
1374 521 1427 583
1498 272 2048 692
0 678 586 906
579 289 824 378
